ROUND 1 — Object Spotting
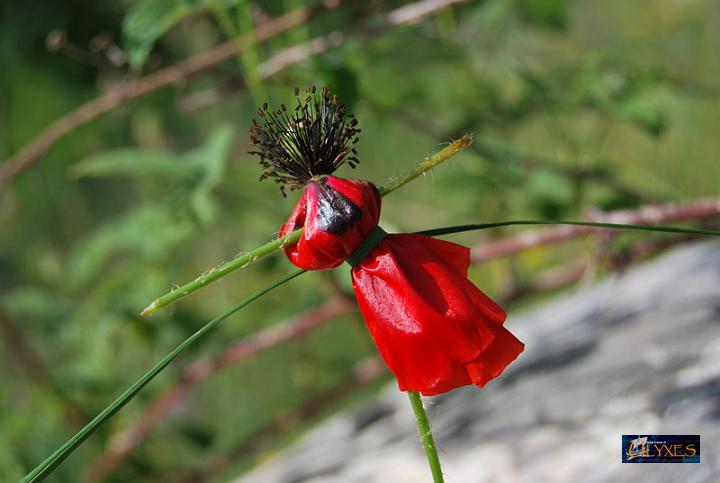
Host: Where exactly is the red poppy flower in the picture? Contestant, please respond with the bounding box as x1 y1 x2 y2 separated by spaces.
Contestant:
249 86 524 395
278 177 524 395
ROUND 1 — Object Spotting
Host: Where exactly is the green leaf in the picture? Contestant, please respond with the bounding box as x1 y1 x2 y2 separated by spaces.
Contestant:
585 184 641 212
72 149 197 179
72 125 233 228
526 169 575 219
122 0 245 69
517 0 566 30
617 99 666 137
467 0 514 32
123 0 200 69
318 64 359 113
187 124 233 189
1 287 74 325
187 125 234 223
69 205 194 286
20 269 305 483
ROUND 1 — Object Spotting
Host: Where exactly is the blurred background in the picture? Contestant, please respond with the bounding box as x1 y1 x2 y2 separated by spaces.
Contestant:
1 0 719 481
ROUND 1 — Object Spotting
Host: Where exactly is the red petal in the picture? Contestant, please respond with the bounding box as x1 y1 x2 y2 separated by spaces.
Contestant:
279 176 381 270
352 234 523 395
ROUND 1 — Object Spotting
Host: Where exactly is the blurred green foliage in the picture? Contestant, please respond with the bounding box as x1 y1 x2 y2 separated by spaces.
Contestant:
1 0 720 481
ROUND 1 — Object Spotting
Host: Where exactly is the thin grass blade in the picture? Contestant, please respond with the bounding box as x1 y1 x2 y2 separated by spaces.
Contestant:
417 220 720 238
21 269 305 483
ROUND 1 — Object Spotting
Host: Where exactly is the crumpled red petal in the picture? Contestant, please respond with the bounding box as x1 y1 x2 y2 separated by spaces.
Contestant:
351 234 524 396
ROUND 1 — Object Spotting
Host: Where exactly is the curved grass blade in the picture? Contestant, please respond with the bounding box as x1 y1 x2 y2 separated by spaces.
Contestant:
417 220 720 238
21 269 305 483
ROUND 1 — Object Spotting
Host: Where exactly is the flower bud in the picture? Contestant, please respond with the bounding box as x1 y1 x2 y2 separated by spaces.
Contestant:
279 176 381 270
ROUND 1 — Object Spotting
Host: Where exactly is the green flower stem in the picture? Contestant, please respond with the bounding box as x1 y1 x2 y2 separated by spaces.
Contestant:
141 232 302 315
21 269 305 483
408 391 444 483
378 134 473 197
141 134 474 316
417 220 720 238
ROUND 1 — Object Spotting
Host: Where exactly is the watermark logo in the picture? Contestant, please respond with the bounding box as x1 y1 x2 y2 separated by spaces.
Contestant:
622 435 700 463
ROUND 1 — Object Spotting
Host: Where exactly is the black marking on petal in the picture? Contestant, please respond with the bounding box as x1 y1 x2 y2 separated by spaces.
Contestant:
316 183 362 235
248 85 362 195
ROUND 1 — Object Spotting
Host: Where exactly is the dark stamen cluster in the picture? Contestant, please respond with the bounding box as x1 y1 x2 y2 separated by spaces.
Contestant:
249 86 361 196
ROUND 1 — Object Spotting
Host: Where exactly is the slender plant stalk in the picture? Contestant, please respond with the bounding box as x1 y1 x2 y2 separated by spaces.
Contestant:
379 134 473 197
417 220 720 238
141 232 302 315
408 391 444 483
141 134 474 315
20 270 305 483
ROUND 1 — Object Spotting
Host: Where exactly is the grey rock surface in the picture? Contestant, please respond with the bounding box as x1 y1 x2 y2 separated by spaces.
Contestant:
237 241 720 483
